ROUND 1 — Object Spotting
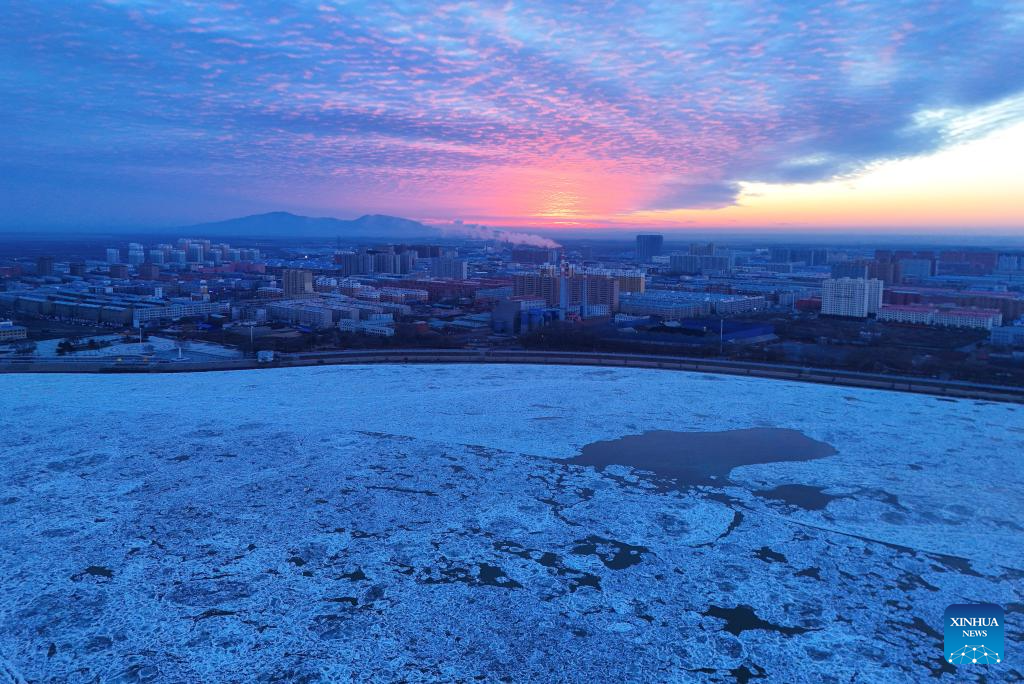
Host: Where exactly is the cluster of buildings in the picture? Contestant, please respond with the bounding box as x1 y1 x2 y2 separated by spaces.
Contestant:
817 278 1011 331
814 276 1012 330
0 288 227 327
619 290 765 319
1 232 1023 357
106 240 261 268
255 283 420 337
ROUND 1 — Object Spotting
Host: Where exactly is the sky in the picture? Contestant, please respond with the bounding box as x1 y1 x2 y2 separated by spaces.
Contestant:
2 0 1023 234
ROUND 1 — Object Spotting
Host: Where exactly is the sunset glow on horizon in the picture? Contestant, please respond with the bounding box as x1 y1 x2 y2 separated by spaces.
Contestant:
2 1 1023 234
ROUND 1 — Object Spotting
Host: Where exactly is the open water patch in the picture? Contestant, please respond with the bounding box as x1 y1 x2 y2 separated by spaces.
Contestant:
565 428 836 490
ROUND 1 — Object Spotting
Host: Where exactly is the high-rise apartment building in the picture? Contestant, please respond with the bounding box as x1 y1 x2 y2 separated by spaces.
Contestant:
898 258 936 282
513 272 619 311
138 263 160 280
996 254 1022 272
636 234 664 263
282 269 314 297
35 256 55 277
413 244 444 258
770 248 828 265
581 268 646 294
670 254 702 274
334 252 373 276
831 260 870 279
431 258 469 280
511 248 560 265
821 277 883 318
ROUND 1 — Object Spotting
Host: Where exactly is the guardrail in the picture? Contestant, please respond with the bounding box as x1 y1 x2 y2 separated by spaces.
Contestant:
2 348 1022 403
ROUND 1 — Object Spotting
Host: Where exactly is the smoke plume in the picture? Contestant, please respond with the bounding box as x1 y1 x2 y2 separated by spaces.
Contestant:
442 220 561 248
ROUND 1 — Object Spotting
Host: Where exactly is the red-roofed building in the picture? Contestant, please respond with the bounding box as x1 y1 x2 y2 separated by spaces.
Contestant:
878 304 1003 329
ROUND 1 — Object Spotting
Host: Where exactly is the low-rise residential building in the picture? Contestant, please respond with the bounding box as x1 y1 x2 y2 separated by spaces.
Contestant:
377 287 429 304
266 301 335 329
878 305 1003 329
877 305 935 325
618 291 709 319
0 320 28 342
338 319 395 336
619 290 765 319
932 308 1002 329
133 301 229 326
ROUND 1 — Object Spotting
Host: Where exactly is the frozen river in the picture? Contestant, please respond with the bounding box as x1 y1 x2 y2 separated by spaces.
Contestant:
0 364 1021 681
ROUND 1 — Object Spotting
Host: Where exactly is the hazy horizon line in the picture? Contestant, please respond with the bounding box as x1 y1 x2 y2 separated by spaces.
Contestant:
1 209 1022 240
3 227 1024 249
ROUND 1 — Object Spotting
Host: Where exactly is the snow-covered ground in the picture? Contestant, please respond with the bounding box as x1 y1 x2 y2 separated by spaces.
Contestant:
0 364 1020 682
5 335 241 360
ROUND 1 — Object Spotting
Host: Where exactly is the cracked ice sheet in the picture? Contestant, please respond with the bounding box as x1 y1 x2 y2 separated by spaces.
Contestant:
0 364 1021 682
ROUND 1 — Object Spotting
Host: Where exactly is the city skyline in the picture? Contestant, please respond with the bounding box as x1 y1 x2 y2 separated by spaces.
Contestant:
2 1 1023 233
2 193 1023 682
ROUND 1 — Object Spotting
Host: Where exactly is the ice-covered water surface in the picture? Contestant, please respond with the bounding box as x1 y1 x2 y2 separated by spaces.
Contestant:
0 364 1021 682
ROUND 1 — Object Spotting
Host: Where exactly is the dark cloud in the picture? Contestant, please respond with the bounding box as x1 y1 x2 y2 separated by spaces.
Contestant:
647 181 743 210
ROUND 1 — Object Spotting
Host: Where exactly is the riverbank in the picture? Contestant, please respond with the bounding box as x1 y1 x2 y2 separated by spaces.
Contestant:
2 348 1022 403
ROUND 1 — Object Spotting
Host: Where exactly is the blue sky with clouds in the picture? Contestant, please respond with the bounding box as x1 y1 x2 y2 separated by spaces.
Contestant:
2 1 1022 230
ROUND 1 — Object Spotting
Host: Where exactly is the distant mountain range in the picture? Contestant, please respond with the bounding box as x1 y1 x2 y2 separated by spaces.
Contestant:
183 211 440 239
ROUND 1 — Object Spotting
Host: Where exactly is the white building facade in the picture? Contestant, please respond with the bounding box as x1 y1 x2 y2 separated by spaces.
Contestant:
821 278 883 318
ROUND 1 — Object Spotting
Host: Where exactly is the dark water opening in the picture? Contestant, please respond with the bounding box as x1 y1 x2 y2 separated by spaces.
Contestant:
704 605 813 636
753 484 840 510
566 428 836 489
